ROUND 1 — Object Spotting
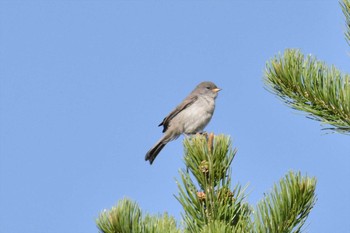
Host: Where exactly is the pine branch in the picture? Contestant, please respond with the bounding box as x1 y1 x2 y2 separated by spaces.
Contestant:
254 171 317 233
176 134 251 232
96 198 180 233
264 49 350 134
96 135 317 233
341 0 350 45
143 213 180 233
96 198 142 233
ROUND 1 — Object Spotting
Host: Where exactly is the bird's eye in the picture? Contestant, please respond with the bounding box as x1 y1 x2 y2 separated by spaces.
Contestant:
206 86 211 89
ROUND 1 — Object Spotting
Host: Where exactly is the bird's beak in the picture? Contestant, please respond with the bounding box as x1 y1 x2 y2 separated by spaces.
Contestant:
212 88 221 93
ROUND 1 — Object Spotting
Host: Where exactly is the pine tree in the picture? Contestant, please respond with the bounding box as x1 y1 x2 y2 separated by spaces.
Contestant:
263 0 350 135
94 0 350 232
96 134 316 233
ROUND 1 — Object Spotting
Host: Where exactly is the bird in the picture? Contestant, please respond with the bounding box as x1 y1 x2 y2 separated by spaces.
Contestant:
145 81 221 165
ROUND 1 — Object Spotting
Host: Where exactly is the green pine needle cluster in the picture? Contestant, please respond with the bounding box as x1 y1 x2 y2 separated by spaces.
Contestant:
264 0 350 135
176 134 251 232
96 134 317 233
264 49 350 134
254 172 317 233
96 199 180 233
341 0 350 45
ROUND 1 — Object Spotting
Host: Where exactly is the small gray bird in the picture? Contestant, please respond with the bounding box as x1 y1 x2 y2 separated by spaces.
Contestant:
145 81 221 164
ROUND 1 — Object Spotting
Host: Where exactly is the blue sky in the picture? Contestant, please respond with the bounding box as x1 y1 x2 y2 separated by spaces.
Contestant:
1 1 349 232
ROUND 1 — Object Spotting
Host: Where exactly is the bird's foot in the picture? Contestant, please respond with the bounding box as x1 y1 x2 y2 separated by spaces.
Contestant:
196 131 208 137
184 132 208 140
184 131 207 137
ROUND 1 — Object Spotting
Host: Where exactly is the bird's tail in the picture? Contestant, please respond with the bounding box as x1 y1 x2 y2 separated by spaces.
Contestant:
145 140 166 165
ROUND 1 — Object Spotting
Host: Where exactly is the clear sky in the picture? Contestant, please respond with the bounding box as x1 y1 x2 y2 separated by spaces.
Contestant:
1 1 349 233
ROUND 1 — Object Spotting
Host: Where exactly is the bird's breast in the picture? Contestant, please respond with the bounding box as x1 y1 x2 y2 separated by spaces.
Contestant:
179 96 215 134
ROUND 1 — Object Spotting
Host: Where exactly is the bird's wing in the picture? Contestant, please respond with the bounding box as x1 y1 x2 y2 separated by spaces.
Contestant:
158 95 198 133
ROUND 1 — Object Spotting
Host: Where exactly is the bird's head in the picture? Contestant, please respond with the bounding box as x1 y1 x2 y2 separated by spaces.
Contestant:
196 81 221 98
